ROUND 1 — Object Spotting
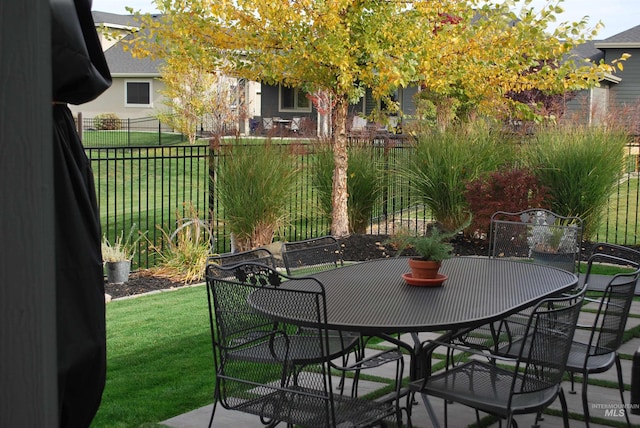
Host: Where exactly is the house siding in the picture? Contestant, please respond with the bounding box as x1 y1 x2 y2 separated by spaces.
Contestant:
259 84 317 121
68 77 165 120
606 48 640 106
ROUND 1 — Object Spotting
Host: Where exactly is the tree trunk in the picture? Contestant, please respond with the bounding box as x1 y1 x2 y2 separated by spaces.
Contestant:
331 99 350 237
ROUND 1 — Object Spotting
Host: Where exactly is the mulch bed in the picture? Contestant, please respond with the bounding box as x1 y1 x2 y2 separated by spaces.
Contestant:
105 234 635 300
104 234 488 300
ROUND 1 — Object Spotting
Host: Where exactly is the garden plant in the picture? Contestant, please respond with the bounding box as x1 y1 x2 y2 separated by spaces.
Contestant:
398 122 513 231
524 124 629 239
312 141 385 234
214 141 301 251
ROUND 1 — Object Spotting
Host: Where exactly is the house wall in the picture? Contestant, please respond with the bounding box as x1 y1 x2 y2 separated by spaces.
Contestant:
347 86 419 117
259 84 316 121
68 77 166 120
606 48 640 106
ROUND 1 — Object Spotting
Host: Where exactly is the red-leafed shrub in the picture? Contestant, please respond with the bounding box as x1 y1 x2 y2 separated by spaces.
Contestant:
464 168 549 238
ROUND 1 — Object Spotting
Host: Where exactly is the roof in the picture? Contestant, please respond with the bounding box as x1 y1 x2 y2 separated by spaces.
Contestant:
571 39 605 62
93 11 163 76
595 24 640 49
92 11 139 28
104 33 163 75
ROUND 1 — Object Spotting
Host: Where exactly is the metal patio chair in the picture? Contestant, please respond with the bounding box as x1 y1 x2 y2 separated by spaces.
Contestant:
451 209 583 354
205 262 404 427
262 117 274 132
289 116 302 133
565 243 640 428
207 247 277 269
489 208 583 273
410 288 585 428
282 236 365 394
282 236 343 276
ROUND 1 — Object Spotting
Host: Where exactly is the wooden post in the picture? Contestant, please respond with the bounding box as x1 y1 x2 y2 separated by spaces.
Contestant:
0 1 58 426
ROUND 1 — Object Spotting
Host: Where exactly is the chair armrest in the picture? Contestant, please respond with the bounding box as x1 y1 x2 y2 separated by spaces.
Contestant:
333 349 403 372
420 339 519 363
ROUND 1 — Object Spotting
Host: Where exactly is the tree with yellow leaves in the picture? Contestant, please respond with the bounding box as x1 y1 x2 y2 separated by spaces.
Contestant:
156 54 241 144
126 0 625 237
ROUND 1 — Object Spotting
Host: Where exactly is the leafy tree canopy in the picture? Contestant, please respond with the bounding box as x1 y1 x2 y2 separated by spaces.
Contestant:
127 0 625 120
125 0 627 237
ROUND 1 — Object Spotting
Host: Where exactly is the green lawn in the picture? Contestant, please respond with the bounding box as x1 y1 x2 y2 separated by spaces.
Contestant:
596 176 639 245
92 260 636 427
92 286 214 427
83 131 186 147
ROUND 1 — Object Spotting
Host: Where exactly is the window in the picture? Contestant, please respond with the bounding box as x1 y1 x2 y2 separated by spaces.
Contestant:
125 81 152 107
279 86 311 112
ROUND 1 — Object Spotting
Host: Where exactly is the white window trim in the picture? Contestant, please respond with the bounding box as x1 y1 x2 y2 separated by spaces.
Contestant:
278 85 312 113
125 80 153 108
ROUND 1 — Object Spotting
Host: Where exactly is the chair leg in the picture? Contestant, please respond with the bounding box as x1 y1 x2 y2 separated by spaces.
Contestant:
615 354 632 427
405 392 414 428
568 371 577 394
208 389 219 428
559 387 570 428
531 410 543 428
582 372 591 428
443 398 448 428
420 393 442 428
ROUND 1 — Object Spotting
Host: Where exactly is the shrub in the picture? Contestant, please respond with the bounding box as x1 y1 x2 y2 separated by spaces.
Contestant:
399 121 514 231
151 210 212 284
464 168 549 237
524 125 629 239
214 141 300 251
93 113 121 130
312 141 385 234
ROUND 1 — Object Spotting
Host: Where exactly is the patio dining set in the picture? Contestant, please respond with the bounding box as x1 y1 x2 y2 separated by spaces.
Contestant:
201 209 640 428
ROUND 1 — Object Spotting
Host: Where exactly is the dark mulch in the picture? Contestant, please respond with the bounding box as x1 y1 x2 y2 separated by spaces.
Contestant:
104 234 488 300
105 235 634 300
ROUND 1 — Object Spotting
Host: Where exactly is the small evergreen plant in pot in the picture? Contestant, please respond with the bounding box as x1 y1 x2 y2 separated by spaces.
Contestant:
392 216 471 279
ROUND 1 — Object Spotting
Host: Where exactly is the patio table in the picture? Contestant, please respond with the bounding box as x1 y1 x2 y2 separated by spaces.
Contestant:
252 257 577 378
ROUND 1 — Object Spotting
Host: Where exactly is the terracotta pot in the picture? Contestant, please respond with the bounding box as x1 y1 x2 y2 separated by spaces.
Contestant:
408 258 441 279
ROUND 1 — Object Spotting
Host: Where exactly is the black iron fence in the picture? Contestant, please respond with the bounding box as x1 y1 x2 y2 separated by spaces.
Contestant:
79 116 186 147
88 142 640 269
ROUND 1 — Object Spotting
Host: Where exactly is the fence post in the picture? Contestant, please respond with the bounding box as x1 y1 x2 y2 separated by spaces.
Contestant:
77 112 83 142
208 141 217 251
127 118 130 146
632 347 640 414
158 120 162 146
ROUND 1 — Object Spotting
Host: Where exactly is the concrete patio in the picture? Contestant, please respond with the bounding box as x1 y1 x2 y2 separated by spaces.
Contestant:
160 296 640 427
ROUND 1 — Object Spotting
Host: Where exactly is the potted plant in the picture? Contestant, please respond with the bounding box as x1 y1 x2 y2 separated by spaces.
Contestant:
392 216 471 281
528 224 580 272
101 225 146 284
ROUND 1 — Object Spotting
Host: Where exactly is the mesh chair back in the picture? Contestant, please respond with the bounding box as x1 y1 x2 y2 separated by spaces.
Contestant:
207 248 276 269
290 117 301 132
489 209 583 273
206 262 283 359
583 245 640 357
205 262 393 426
515 289 585 395
282 236 342 276
262 117 273 130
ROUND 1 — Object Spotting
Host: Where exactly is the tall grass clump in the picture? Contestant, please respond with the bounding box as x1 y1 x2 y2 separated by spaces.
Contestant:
151 207 212 283
524 125 628 239
399 122 514 231
312 141 385 233
215 141 301 251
